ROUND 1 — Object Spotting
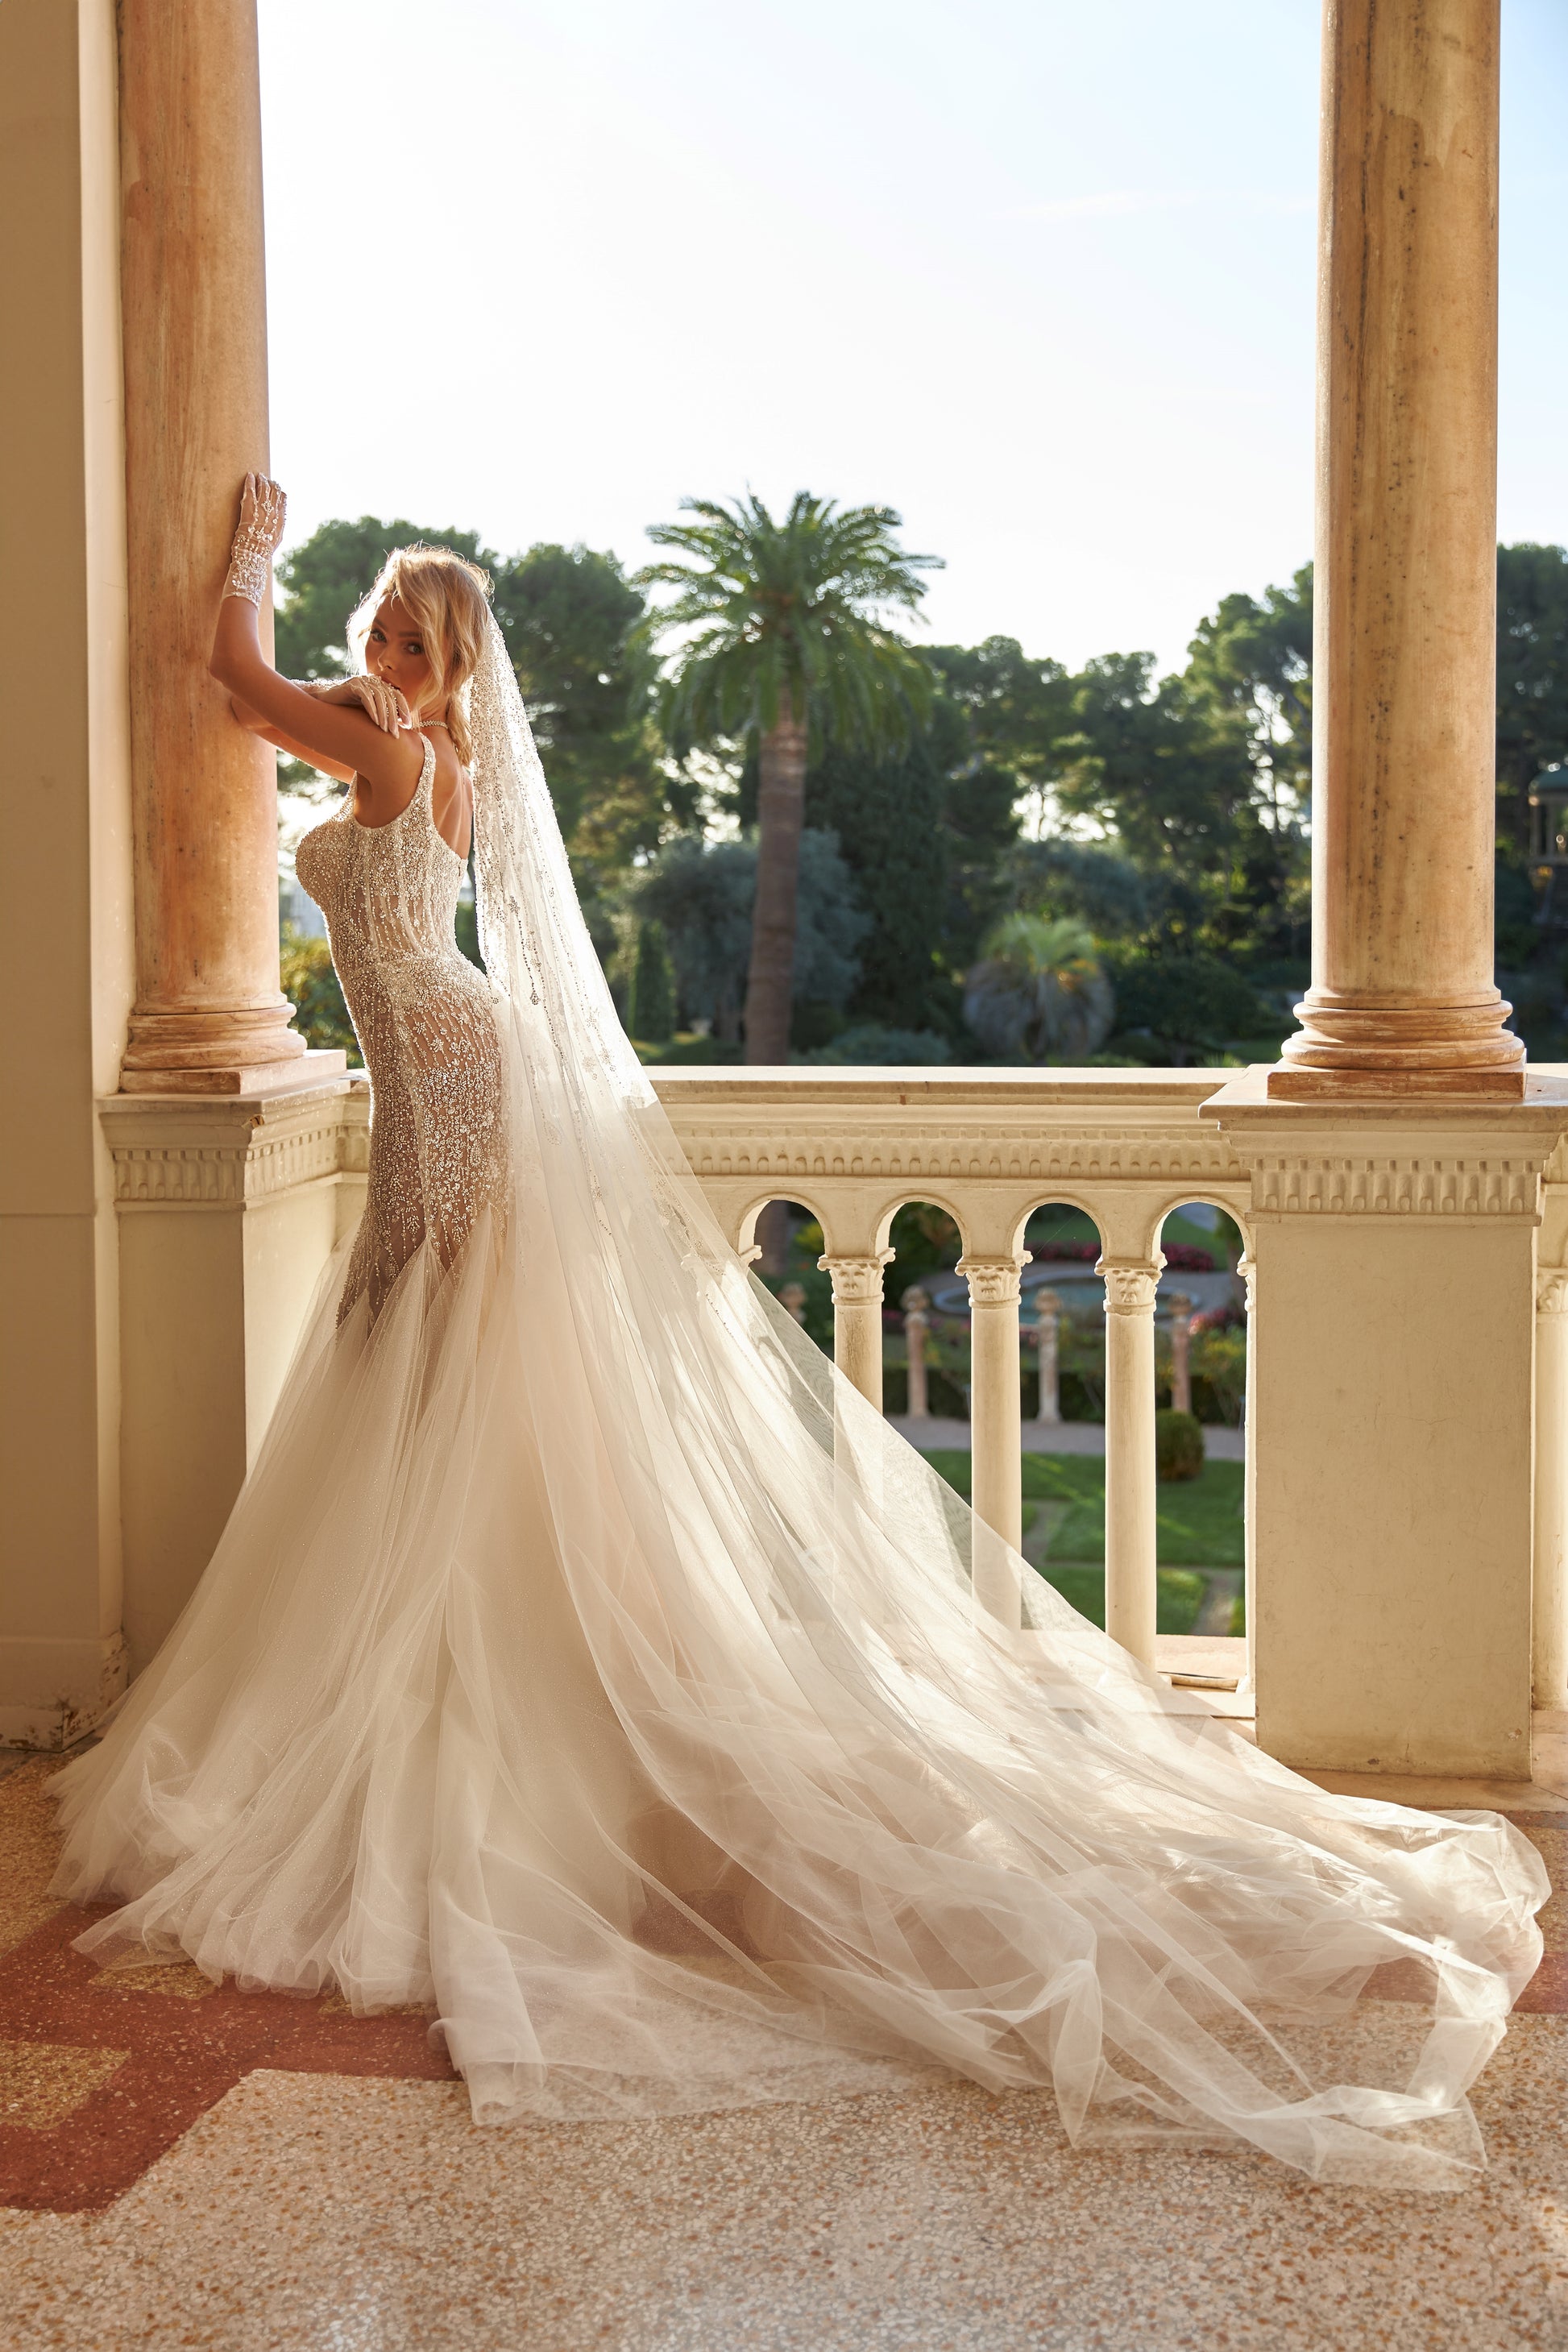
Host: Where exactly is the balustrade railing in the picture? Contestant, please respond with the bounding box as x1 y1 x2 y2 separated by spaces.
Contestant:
652 1069 1253 1665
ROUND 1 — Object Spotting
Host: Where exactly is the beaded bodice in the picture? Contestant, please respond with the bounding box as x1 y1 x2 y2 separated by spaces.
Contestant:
296 735 509 1317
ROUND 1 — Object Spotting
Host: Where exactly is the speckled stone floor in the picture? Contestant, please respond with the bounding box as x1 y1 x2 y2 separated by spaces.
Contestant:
0 1750 1564 2350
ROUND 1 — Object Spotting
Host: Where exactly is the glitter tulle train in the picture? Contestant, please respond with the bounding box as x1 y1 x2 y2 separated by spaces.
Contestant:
53 624 1549 2189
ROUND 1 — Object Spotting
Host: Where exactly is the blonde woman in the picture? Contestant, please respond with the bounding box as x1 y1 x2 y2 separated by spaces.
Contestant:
54 475 1549 2190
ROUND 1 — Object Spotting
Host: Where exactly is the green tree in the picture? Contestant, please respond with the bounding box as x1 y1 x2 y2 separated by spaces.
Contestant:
622 830 869 1045
641 493 940 1074
492 543 678 867
804 734 949 1029
625 919 676 1043
1496 542 1568 850
1056 652 1255 883
929 637 1078 833
1183 564 1313 836
963 914 1115 1063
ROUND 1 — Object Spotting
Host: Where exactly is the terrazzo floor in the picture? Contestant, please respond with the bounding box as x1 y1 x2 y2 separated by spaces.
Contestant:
0 1749 1564 2350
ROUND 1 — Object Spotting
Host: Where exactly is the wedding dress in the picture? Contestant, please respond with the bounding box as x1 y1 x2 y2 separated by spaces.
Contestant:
53 619 1548 2190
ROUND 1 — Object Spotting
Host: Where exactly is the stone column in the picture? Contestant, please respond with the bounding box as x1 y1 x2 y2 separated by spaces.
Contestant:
1166 1292 1193 1416
902 1286 931 1421
1238 1253 1257 1698
1031 1288 1062 1425
819 1251 894 1411
1273 0 1520 1101
0 0 135 1744
116 0 310 1093
960 1254 1026 1628
1535 1267 1568 1711
1102 1261 1160 1667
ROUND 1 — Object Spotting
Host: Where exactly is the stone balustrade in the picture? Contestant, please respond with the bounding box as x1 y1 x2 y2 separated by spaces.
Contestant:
651 1068 1252 1663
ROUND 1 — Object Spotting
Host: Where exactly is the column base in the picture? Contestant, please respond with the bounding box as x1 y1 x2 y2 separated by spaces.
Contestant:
1273 990 1526 1100
0 1632 128 1752
121 1047 346 1097
121 1002 313 1091
1267 1062 1526 1101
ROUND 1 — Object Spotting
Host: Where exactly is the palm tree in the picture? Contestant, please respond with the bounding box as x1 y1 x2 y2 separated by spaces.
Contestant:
641 493 940 1068
963 915 1116 1064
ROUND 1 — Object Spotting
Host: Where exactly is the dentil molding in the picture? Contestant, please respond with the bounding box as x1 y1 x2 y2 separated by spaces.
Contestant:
651 1071 1249 1192
100 1076 369 1209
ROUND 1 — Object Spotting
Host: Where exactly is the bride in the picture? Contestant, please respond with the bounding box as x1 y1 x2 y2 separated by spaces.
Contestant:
53 476 1548 2189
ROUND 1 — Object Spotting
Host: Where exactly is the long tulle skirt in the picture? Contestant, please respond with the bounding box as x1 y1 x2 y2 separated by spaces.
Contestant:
52 1213 1549 2191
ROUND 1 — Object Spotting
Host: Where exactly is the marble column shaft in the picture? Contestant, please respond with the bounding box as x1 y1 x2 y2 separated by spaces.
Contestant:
1276 0 1520 1097
117 0 305 1091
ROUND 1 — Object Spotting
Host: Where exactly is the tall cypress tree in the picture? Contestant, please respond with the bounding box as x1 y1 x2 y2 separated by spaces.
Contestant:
805 736 949 1027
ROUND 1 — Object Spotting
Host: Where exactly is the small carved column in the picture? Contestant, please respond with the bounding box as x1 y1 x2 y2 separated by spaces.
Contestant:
902 1286 931 1421
818 1251 894 1412
960 1253 1027 1628
1535 1267 1568 1709
1102 1260 1161 1665
1031 1287 1063 1426
1238 1252 1258 1695
1165 1291 1194 1415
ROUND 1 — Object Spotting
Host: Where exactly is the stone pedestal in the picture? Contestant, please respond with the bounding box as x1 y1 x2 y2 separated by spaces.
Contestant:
100 1074 367 1669
1206 1072 1568 1776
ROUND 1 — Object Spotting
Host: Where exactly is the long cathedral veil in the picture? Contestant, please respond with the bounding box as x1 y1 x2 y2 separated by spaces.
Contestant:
52 610 1547 2192
455 614 1545 2184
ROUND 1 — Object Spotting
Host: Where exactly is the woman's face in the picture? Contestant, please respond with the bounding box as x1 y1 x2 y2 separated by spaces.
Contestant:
365 597 439 712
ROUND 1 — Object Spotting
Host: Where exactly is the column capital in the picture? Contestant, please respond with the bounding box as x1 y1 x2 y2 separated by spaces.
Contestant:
956 1253 1027 1309
1099 1260 1161 1317
816 1250 894 1306
1538 1267 1568 1317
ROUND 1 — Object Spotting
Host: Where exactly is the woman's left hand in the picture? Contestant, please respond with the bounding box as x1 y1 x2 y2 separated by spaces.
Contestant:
304 675 411 734
237 472 288 554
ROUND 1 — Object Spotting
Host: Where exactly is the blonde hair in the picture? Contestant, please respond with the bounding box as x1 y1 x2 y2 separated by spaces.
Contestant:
349 544 492 763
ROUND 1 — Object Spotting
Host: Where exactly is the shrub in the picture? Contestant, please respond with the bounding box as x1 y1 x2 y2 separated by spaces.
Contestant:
1160 1242 1215 1272
1155 1408 1204 1482
280 925 359 1063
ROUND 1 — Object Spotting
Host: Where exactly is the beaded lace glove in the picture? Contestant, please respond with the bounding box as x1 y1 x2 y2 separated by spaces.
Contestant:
289 675 412 733
223 472 287 605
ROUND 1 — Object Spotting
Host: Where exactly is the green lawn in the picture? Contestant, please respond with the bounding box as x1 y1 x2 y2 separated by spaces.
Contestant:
919 1451 1244 1566
919 1450 1244 1636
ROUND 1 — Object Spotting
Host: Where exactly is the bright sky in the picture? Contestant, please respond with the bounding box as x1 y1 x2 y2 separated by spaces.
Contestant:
258 0 1568 676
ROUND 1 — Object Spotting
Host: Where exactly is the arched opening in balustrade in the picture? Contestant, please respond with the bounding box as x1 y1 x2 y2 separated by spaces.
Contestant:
736 1198 835 1350
883 1199 967 1429
1151 1196 1253 1657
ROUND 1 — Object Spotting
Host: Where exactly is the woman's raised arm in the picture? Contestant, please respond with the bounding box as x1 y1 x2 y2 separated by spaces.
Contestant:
209 475 420 792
